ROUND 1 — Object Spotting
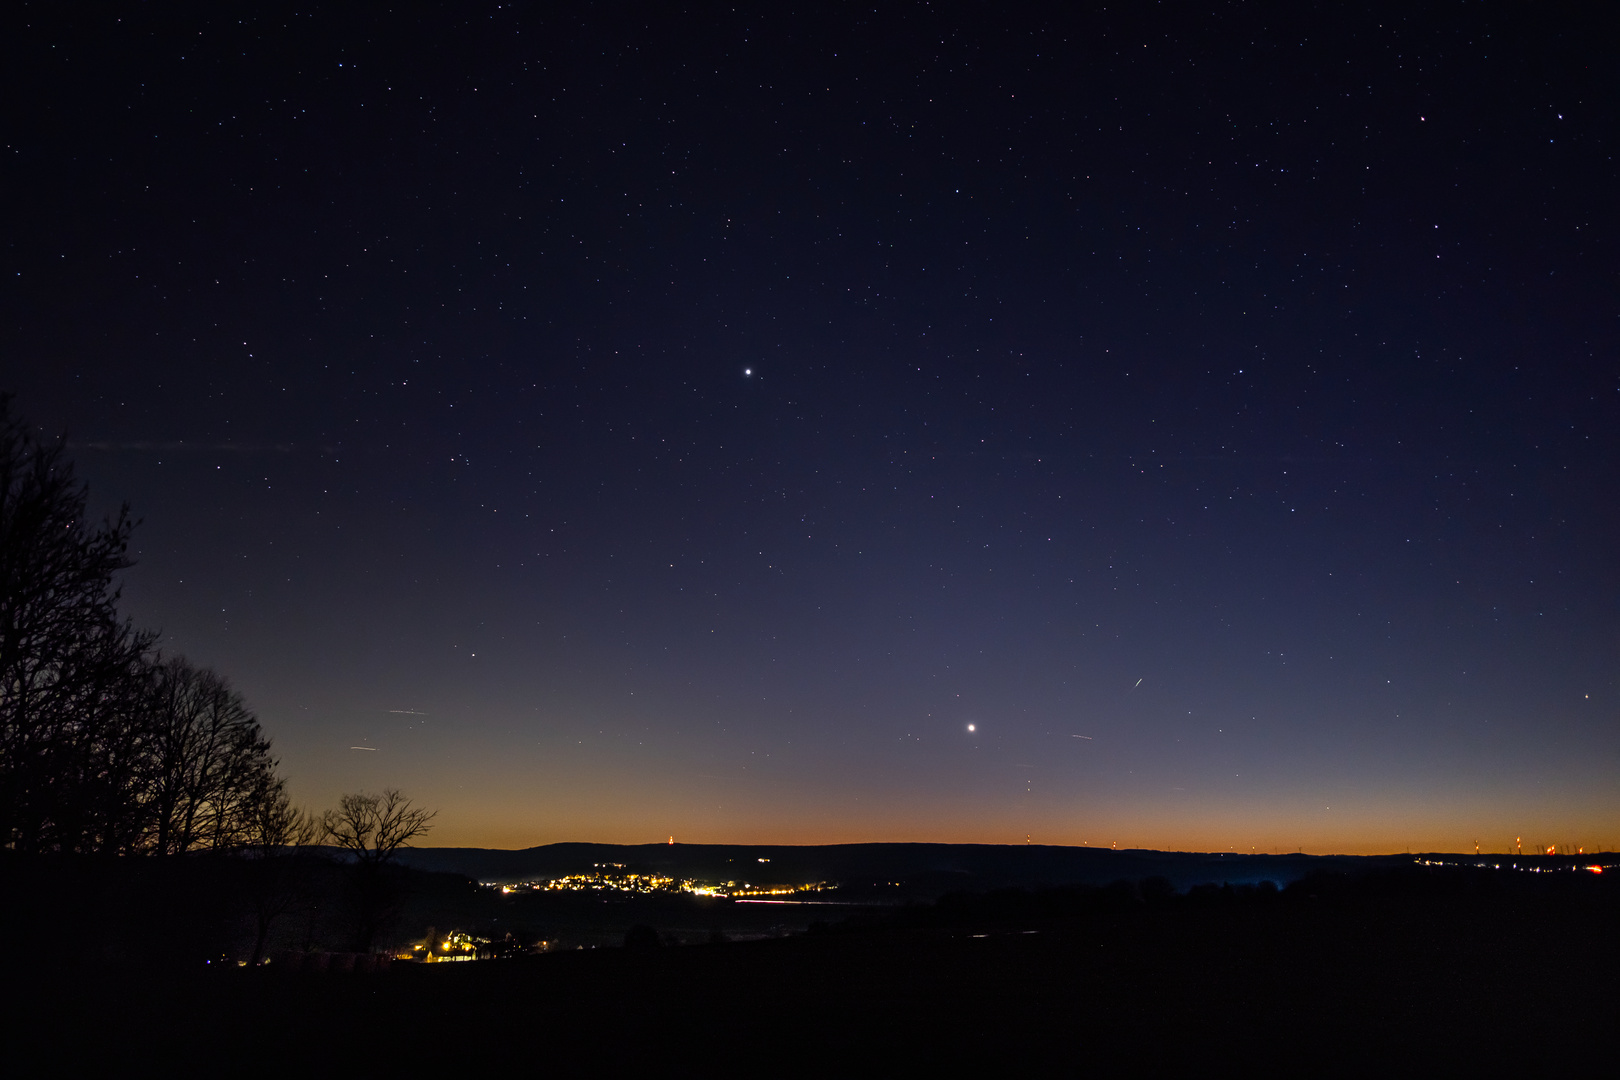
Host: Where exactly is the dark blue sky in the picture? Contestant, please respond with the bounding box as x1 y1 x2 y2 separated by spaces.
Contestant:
5 2 1616 852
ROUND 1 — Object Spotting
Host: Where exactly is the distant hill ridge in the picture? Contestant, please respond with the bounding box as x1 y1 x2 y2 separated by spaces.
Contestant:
388 842 1413 892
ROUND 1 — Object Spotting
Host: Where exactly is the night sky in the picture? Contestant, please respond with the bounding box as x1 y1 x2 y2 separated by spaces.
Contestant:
5 3 1616 854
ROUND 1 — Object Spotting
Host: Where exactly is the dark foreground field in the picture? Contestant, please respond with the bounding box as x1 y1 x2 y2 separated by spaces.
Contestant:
13 868 1616 1076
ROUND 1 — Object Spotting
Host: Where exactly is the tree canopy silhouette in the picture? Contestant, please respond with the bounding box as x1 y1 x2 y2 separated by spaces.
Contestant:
0 396 289 854
0 394 151 852
322 789 435 951
322 789 437 867
143 655 280 856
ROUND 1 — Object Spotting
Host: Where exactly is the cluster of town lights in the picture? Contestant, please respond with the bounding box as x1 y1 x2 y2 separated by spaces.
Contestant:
1416 858 1612 874
488 863 831 899
404 930 484 962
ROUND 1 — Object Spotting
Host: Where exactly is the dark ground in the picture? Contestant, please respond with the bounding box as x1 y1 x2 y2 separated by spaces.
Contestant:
10 865 1616 1076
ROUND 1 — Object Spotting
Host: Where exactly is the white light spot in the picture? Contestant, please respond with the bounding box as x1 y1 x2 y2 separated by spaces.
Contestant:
966 724 976 733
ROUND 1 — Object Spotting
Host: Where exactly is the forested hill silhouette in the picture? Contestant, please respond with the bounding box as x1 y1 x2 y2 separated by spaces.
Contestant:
390 842 1411 893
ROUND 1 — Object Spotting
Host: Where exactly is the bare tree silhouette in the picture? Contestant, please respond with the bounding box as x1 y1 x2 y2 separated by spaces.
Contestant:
1 399 294 856
0 395 154 853
242 774 320 965
322 789 436 866
143 656 277 856
322 789 435 952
